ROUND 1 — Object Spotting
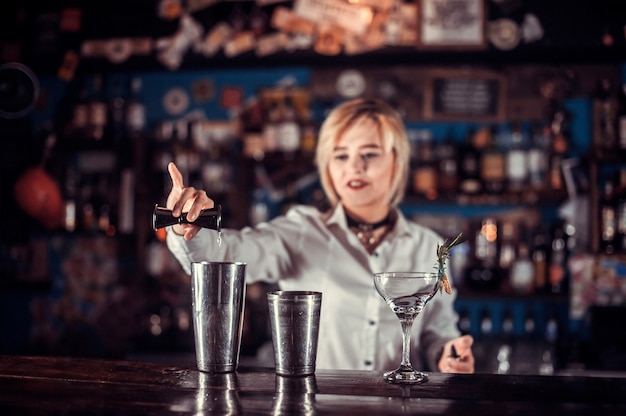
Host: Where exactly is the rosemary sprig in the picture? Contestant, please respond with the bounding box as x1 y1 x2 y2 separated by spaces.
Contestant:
435 232 464 295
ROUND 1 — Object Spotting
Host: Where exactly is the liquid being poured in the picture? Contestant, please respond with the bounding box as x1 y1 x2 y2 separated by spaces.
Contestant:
217 214 222 248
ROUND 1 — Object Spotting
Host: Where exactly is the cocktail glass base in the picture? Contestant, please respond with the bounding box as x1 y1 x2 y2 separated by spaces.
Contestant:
383 365 428 384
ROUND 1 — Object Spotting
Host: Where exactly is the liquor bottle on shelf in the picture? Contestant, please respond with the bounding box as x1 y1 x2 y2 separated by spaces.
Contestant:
458 128 484 198
498 220 516 272
531 225 549 293
510 241 535 295
95 173 114 235
64 165 78 232
480 126 506 196
513 309 538 374
125 77 146 137
107 75 126 143
477 217 499 265
411 130 437 200
262 99 280 153
527 121 550 193
548 110 569 194
71 80 89 139
544 311 559 345
600 177 617 254
118 168 135 235
480 309 493 337
593 78 617 151
80 175 97 232
523 309 536 338
502 309 514 337
617 82 626 152
300 125 317 156
548 222 568 295
615 168 626 252
495 309 514 375
505 122 530 194
465 217 501 291
87 73 108 141
276 94 301 155
539 312 558 375
436 136 458 200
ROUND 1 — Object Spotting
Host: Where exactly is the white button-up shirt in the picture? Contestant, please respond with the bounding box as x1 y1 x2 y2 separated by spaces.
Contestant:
167 204 460 371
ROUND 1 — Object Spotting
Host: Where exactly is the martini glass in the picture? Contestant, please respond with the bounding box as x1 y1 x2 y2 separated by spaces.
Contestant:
373 271 439 383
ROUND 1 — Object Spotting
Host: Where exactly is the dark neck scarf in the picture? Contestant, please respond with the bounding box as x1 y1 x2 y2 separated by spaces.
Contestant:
345 211 394 231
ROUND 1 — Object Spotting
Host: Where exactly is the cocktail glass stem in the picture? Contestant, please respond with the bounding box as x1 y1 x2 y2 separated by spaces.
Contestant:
383 313 427 383
399 317 415 370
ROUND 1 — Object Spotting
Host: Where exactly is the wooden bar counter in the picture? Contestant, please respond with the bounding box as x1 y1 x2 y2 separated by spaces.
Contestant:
1 355 625 415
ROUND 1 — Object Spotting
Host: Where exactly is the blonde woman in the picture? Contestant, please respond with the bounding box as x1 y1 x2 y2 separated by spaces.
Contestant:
165 98 474 373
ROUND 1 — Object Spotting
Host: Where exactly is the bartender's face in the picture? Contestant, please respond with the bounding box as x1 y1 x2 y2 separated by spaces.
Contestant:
328 118 395 219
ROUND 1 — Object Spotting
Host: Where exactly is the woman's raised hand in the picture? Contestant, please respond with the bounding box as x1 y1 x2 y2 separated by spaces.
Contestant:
166 162 214 240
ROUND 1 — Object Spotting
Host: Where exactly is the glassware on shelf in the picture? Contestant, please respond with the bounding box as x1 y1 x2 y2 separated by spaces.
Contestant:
373 271 439 383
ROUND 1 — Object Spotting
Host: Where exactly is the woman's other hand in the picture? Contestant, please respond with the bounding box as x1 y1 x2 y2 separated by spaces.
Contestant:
438 334 475 374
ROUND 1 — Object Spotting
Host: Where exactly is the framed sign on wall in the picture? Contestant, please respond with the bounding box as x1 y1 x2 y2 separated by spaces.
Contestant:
418 0 487 49
423 68 506 121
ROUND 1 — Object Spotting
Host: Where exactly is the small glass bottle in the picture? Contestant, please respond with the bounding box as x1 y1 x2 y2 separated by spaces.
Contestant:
152 205 222 231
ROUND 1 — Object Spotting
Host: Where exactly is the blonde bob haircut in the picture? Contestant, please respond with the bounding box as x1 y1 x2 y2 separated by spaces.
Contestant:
315 98 410 208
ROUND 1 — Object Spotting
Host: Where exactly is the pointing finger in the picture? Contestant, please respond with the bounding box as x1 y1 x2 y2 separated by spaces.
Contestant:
168 162 184 189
